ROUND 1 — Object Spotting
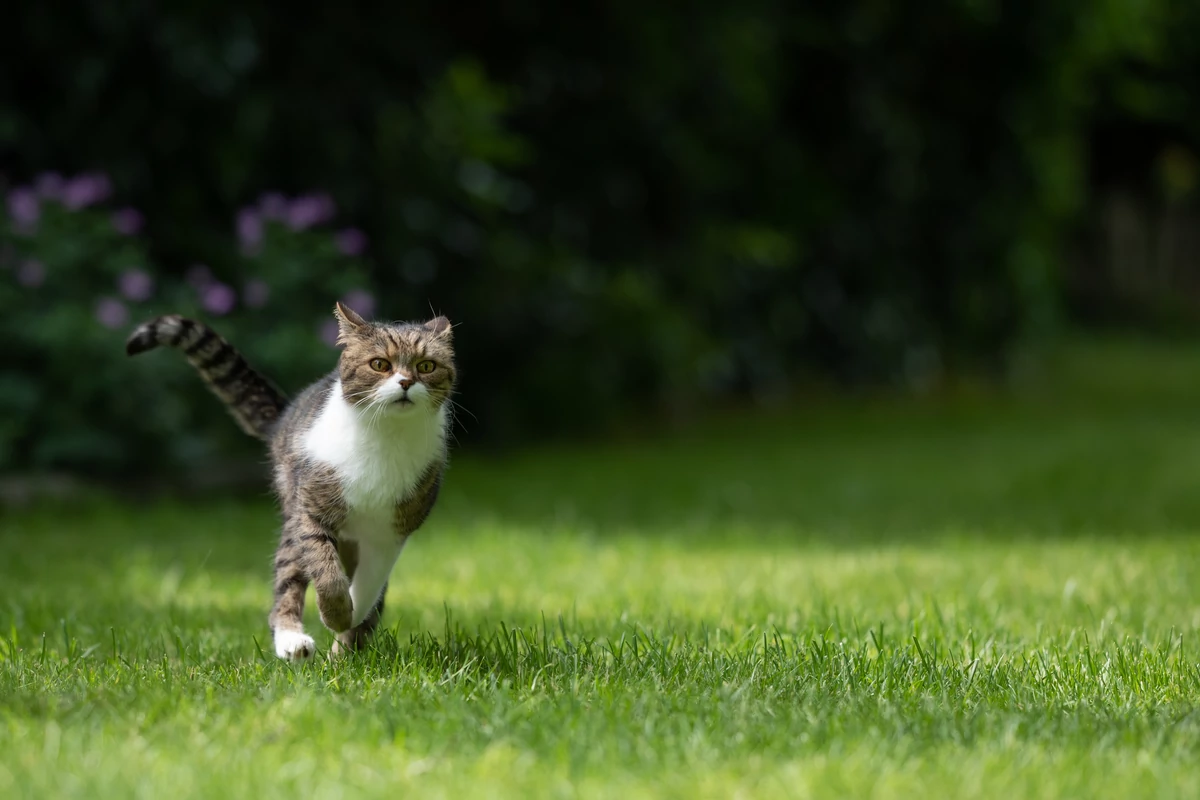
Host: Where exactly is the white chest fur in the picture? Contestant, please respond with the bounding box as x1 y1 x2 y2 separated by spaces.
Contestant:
302 381 447 542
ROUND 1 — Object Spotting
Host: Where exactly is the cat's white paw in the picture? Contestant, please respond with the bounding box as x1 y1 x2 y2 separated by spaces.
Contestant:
274 630 316 661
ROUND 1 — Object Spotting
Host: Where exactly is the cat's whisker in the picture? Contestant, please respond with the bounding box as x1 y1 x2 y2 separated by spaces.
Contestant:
448 398 478 423
359 397 385 427
446 399 476 434
370 399 389 427
346 389 378 410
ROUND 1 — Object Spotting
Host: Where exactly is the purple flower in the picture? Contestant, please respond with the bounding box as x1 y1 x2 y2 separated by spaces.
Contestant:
94 297 129 330
34 172 64 200
186 264 214 289
319 319 341 347
243 278 270 308
236 207 263 253
339 289 375 319
258 192 288 220
201 282 237 316
111 208 144 236
6 187 39 231
285 192 336 231
16 260 45 288
335 227 368 257
118 269 154 302
62 172 113 210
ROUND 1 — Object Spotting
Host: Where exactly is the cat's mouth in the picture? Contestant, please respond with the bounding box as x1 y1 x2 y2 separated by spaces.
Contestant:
393 396 415 407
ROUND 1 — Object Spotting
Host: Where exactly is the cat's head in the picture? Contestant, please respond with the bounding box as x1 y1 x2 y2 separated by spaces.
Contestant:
332 301 456 418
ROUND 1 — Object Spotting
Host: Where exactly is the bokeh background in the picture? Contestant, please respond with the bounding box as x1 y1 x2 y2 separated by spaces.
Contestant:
4 1 1200 490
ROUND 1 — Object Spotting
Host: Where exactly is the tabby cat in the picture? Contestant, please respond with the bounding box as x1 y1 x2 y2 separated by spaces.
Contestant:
125 302 456 660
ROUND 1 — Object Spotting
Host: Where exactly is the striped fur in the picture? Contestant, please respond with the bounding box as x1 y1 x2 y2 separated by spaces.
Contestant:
125 315 287 439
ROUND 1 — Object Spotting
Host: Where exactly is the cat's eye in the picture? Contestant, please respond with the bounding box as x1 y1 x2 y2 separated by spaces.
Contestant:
416 360 436 374
369 358 391 372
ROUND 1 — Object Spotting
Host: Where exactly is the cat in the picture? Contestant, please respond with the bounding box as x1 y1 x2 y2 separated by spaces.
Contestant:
125 301 456 660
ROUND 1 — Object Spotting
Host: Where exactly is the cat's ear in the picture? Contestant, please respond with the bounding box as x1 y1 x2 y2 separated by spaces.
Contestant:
334 302 369 342
423 315 452 340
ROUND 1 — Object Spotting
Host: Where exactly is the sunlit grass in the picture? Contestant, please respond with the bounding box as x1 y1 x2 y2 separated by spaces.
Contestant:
4 339 1200 798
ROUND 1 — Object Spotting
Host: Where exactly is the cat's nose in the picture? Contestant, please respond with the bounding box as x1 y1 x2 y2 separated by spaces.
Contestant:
398 377 415 390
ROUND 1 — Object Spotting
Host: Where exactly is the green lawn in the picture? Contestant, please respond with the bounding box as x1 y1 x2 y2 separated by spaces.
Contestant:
4 339 1200 798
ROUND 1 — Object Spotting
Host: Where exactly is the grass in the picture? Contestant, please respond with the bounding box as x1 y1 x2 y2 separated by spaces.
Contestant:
5 337 1200 798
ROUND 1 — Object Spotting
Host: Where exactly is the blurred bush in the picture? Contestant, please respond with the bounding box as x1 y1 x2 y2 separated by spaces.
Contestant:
1 178 375 476
0 1 1188 476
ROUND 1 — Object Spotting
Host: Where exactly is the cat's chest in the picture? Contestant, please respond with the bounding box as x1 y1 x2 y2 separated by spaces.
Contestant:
301 386 445 514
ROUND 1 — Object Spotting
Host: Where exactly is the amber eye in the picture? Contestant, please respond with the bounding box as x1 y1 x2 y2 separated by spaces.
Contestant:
369 358 391 372
416 360 436 374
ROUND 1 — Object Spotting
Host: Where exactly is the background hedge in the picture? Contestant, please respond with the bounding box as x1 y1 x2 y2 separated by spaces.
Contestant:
3 1 1198 477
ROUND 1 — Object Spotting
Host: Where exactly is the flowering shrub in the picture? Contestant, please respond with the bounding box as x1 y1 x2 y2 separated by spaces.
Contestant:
192 191 376 422
1 174 377 477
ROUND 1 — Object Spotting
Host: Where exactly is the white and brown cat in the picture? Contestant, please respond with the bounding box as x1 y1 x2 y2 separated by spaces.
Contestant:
126 302 456 659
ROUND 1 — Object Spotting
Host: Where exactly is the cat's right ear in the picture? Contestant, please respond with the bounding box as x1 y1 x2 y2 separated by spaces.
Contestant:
334 302 369 343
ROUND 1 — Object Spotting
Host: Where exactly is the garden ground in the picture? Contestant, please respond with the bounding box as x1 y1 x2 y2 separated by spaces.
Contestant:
3 338 1200 798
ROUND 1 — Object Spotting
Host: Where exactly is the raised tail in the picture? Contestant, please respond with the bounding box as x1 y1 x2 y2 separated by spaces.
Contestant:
125 315 288 440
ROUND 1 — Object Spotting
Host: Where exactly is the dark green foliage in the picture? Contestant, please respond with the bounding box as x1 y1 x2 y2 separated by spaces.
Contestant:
0 1 1188 474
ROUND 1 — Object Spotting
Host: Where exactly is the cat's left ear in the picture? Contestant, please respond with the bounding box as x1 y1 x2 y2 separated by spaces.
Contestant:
423 316 452 340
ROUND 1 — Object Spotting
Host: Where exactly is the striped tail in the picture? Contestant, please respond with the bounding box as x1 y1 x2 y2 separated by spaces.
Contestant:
125 315 288 440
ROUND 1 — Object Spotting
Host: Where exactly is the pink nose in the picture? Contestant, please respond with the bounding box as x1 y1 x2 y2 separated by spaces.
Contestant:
398 377 415 390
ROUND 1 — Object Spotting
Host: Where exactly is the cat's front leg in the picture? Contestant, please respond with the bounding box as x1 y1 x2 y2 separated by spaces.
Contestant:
289 514 353 634
311 559 353 635
331 586 386 656
269 534 314 660
316 580 353 634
